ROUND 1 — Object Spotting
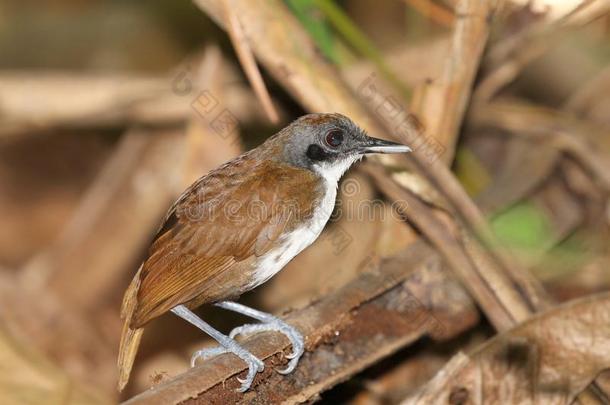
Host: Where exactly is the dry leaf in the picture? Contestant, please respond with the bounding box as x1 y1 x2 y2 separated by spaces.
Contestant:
403 293 610 405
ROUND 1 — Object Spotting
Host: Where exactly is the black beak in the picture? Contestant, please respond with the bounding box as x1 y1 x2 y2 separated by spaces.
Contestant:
358 136 411 154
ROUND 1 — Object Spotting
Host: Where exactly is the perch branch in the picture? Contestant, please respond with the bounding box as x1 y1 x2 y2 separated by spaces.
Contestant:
123 241 478 404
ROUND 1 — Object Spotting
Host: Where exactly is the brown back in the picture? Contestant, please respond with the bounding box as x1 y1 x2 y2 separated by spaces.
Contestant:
130 156 323 327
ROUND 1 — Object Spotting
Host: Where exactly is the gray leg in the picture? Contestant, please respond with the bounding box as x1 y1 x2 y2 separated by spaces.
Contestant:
171 305 264 392
215 301 304 374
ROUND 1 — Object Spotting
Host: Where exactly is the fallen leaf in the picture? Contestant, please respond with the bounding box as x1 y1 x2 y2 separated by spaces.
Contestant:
403 293 610 405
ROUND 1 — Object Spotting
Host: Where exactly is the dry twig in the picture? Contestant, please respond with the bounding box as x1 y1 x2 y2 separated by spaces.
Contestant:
411 0 499 162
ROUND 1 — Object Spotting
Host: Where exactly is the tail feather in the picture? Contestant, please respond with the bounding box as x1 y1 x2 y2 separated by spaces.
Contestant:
117 266 144 391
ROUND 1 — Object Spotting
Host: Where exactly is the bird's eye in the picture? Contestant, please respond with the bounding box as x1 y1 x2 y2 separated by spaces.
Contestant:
324 129 344 148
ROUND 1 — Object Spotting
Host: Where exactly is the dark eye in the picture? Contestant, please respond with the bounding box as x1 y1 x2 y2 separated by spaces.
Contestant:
324 129 344 148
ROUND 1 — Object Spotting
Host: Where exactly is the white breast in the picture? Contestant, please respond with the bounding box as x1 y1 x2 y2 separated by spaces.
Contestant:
249 182 337 289
248 155 361 289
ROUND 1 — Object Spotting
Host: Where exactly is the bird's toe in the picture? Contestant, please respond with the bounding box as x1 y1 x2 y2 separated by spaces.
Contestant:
235 352 264 392
190 346 229 367
229 320 304 376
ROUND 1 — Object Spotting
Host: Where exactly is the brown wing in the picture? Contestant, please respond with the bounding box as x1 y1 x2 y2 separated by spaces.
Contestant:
129 158 322 327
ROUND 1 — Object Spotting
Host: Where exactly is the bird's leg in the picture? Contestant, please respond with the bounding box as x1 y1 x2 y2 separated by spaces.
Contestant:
171 305 264 392
215 301 304 374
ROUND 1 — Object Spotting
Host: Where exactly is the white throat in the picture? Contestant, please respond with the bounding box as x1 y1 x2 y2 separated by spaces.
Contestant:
312 155 362 187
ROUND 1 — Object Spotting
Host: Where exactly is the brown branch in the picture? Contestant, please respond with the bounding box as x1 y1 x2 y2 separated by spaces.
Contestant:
192 0 389 133
472 41 547 104
0 68 267 138
0 73 185 138
410 0 499 163
363 164 531 331
123 241 479 404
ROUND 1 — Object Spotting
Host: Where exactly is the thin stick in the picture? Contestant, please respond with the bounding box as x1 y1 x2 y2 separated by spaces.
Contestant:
222 0 279 124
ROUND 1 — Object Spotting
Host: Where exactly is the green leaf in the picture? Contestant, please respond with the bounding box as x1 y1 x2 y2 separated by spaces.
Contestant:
310 0 411 100
491 202 553 255
285 0 339 63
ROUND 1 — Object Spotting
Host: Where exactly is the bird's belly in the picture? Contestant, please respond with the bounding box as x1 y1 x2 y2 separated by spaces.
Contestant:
248 185 337 290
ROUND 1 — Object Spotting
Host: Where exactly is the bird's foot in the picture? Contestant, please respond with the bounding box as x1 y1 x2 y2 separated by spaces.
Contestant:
229 319 304 374
191 341 264 392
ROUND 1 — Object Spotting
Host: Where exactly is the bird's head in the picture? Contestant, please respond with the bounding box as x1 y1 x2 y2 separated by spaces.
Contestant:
273 113 411 183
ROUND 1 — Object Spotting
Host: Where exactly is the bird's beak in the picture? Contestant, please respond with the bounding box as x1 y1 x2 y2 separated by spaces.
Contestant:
359 136 412 154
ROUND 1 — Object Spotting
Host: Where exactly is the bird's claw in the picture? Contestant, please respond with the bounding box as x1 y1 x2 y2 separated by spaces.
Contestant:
190 346 229 367
235 353 264 392
228 325 248 339
189 318 302 392
190 343 264 392
228 320 304 375
285 350 299 360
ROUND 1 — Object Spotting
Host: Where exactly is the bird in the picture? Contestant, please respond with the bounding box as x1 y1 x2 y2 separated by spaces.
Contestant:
117 112 411 392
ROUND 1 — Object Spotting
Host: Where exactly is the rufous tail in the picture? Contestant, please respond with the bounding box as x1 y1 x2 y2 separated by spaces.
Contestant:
117 266 144 391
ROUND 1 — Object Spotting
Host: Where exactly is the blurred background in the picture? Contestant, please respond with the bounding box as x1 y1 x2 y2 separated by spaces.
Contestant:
1 0 609 404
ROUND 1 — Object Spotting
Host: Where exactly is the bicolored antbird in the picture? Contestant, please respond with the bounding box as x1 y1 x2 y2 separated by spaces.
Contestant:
118 113 411 392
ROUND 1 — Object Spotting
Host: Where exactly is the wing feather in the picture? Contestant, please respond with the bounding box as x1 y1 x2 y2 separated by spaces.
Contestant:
130 159 321 327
